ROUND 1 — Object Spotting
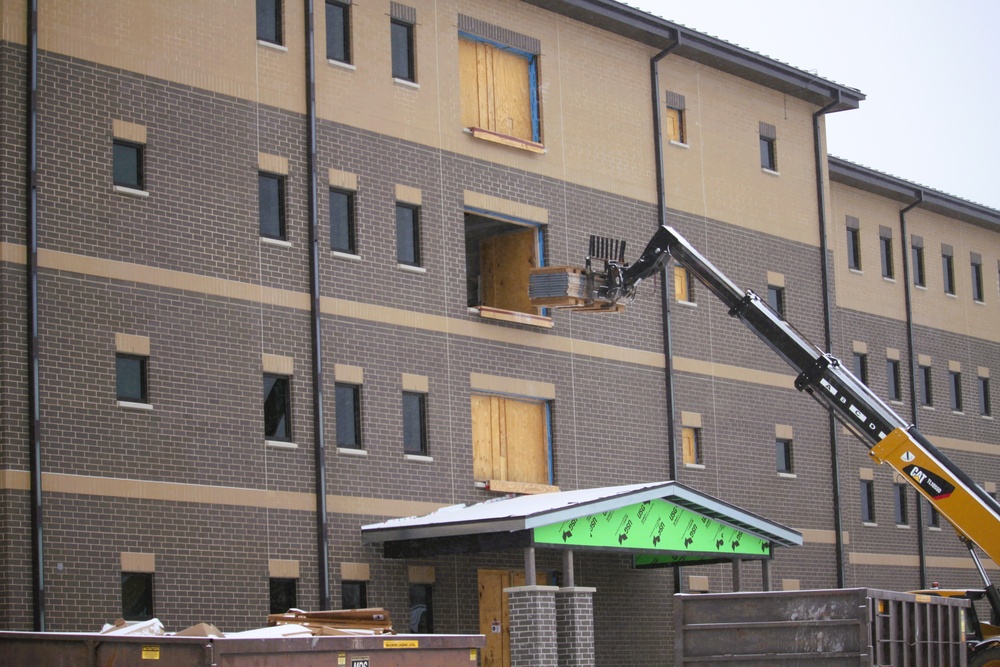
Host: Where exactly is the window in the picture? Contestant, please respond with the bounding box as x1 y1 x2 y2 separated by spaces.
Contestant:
391 19 414 81
949 371 963 412
682 426 702 466
409 584 433 633
396 203 421 266
264 374 291 441
342 580 367 609
113 140 144 190
911 239 926 286
270 578 297 614
918 365 933 406
329 188 356 254
116 353 148 403
926 502 940 528
465 212 542 316
259 172 286 240
894 484 908 525
846 222 862 271
971 254 984 302
887 359 902 401
861 479 875 523
879 229 894 279
853 352 868 386
257 0 282 45
767 285 785 318
336 383 362 449
472 394 550 485
326 0 351 63
674 265 694 303
979 377 992 416
121 573 154 621
942 248 955 295
665 91 685 144
458 21 541 147
759 122 777 171
775 439 793 474
402 391 427 455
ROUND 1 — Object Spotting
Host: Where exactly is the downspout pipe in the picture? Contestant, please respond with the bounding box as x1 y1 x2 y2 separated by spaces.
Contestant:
650 37 678 593
812 92 845 588
26 0 45 632
304 0 331 610
898 191 925 587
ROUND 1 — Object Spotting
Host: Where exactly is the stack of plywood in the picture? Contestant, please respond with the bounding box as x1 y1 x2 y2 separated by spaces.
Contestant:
528 266 624 313
268 608 394 636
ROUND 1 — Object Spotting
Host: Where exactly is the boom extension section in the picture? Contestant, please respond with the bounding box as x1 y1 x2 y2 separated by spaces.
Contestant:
541 224 1000 625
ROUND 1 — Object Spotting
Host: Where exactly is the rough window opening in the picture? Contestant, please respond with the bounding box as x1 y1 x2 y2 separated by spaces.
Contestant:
465 212 545 322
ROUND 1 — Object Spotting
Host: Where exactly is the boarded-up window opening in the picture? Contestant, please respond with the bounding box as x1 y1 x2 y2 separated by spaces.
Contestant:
459 33 540 145
471 394 551 485
465 210 544 315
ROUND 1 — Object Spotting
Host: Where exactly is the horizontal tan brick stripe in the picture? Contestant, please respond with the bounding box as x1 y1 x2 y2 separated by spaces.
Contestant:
0 470 442 518
849 551 998 571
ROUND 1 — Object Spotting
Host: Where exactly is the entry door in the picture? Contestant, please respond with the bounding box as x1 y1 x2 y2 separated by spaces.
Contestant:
477 569 546 667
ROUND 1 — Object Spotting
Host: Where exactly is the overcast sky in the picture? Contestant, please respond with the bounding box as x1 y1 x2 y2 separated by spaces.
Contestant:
626 0 1000 211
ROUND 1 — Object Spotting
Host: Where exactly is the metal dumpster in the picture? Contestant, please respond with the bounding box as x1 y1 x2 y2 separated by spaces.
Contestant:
674 588 970 666
0 631 485 666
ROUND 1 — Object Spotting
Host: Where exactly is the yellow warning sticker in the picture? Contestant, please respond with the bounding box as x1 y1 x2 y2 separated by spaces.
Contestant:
383 639 419 649
141 645 160 660
470 648 478 661
338 651 347 665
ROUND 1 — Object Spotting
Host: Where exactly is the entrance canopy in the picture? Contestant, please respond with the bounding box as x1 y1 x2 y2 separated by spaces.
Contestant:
362 481 801 567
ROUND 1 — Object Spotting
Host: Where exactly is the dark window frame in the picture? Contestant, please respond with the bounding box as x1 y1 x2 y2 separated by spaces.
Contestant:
949 370 963 412
759 135 777 171
270 577 298 614
264 373 292 441
972 259 984 302
113 140 144 190
396 203 421 266
408 583 433 633
912 243 926 286
861 479 876 523
116 353 149 404
259 172 287 241
121 572 154 621
893 483 908 526
775 439 793 474
853 352 869 386
341 580 368 609
887 358 902 401
980 376 992 417
919 365 933 407
256 0 283 45
847 226 862 271
402 391 428 456
325 0 351 63
767 285 785 318
329 187 356 254
390 18 415 82
879 235 894 279
335 382 362 449
942 253 956 295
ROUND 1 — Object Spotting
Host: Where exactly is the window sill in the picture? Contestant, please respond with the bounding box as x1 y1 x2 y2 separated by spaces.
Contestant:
266 440 298 450
683 463 705 470
777 472 797 479
974 299 985 306
945 292 957 299
484 479 559 495
404 453 433 463
883 276 896 283
257 40 287 52
952 410 965 416
915 284 927 291
118 400 153 410
261 237 292 248
889 399 905 406
761 167 780 177
676 299 697 308
862 522 877 528
474 305 553 329
849 268 863 275
397 263 426 274
332 250 361 261
328 59 355 71
982 415 994 420
466 127 545 154
928 526 942 532
337 447 368 457
392 77 419 90
895 524 911 529
114 185 149 198
668 140 689 149
921 405 935 411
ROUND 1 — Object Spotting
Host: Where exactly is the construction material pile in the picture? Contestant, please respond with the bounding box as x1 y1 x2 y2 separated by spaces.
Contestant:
98 608 393 638
528 266 622 312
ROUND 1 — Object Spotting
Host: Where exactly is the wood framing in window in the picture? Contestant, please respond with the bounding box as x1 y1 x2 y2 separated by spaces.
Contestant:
471 394 550 487
465 212 546 323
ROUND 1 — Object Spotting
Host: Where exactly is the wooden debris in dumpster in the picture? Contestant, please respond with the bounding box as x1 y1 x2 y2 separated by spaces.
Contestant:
268 608 394 635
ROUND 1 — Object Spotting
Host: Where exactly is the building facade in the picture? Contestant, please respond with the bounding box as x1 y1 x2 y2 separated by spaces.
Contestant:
1 0 997 664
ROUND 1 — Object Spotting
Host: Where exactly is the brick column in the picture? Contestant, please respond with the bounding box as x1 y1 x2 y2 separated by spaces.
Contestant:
556 586 596 667
506 585 559 667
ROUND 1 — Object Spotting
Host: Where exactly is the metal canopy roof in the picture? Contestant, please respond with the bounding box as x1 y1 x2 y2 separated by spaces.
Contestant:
362 481 801 564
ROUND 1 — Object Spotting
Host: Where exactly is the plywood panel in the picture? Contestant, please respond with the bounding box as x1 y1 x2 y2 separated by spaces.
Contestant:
504 399 548 485
481 229 537 314
471 394 494 481
459 39 481 129
492 46 532 140
478 570 510 667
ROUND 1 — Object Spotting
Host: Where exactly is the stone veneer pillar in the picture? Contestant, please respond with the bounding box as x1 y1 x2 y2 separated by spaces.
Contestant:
555 586 597 667
506 585 559 667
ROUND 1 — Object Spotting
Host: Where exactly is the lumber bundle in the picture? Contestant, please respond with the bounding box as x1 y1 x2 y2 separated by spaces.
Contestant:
528 266 623 313
268 608 394 636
